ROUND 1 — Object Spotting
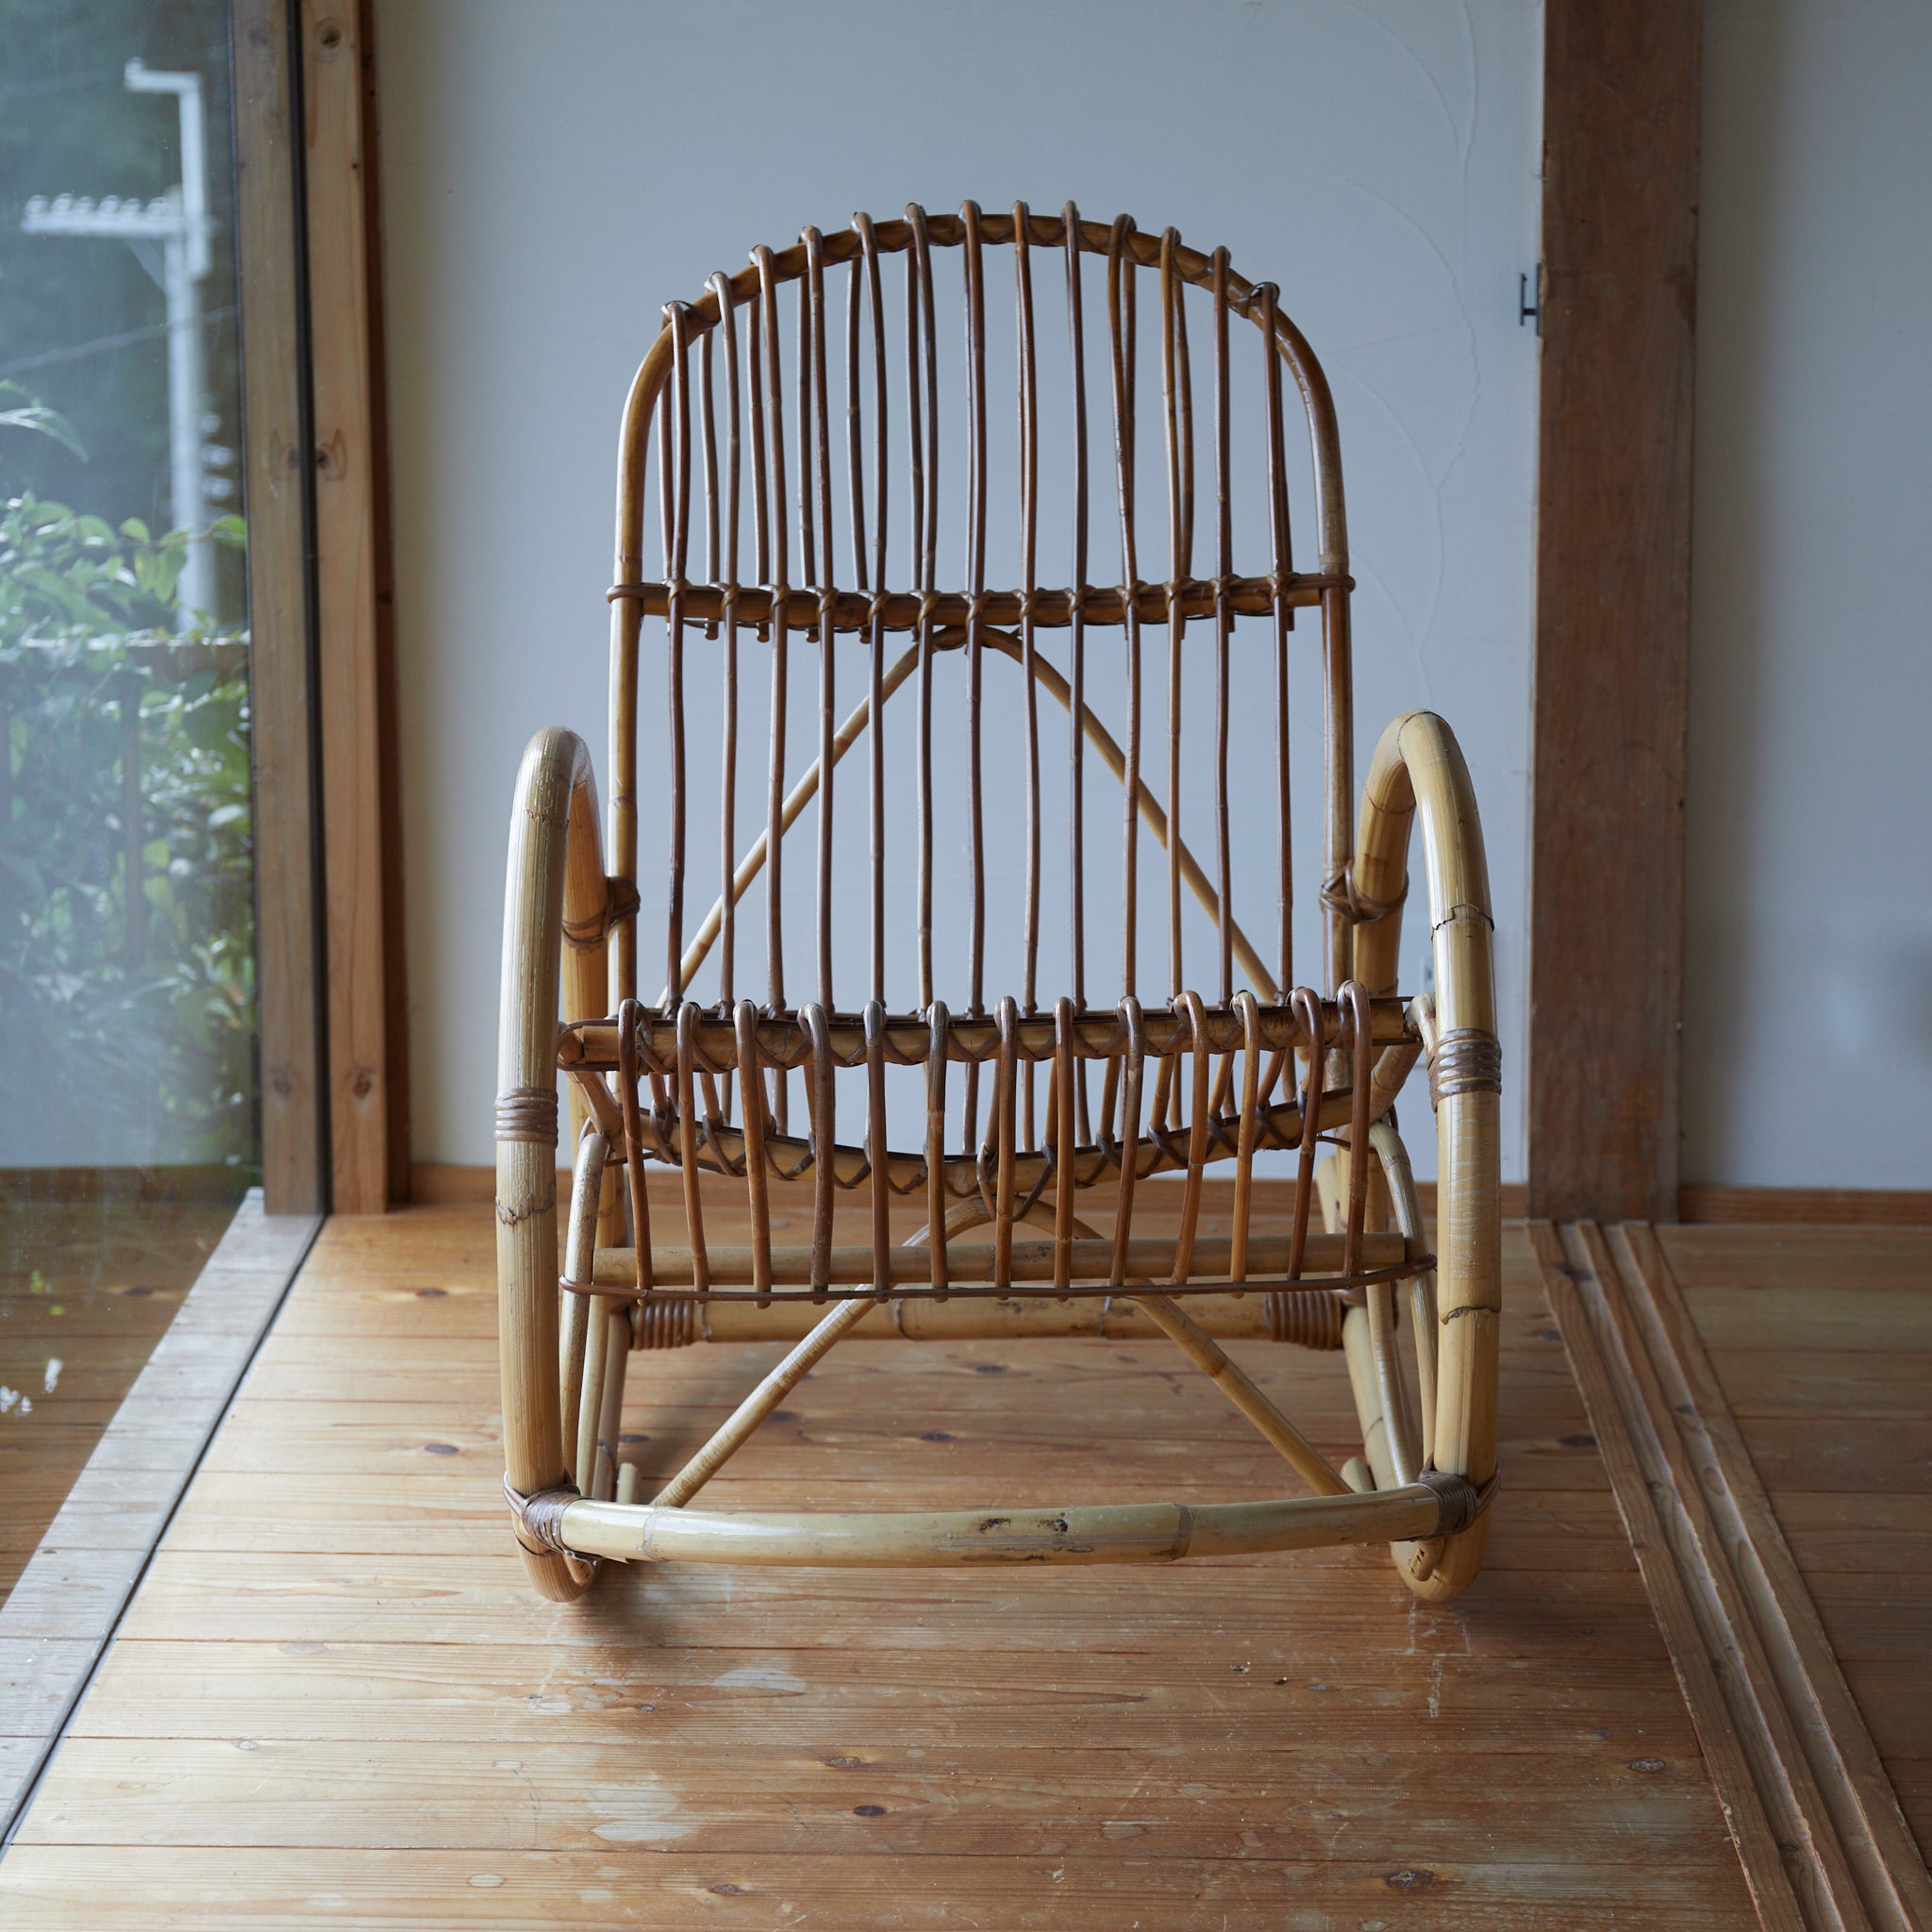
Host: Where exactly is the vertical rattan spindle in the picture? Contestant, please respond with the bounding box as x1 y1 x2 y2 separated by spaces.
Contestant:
708 273 741 1021
1015 202 1042 1149
1158 228 1191 1005
804 228 837 1015
908 205 938 1013
1211 248 1234 1011
754 247 791 1131
734 998 773 1303
802 1003 836 1300
1110 995 1146 1287
664 305 693 1012
961 201 990 1155
992 996 1020 1285
851 213 890 1009
1107 216 1141 1041
924 1000 950 1296
1063 204 1091 1139
675 1001 709 1292
853 216 892 1285
1260 281 1293 1004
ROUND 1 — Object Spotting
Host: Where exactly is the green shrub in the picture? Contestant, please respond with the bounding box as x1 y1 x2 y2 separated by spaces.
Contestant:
0 489 256 1167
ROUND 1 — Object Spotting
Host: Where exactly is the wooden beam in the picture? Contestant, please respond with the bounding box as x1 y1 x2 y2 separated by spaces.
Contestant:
1528 2 1702 1222
232 0 323 1216
302 0 403 1211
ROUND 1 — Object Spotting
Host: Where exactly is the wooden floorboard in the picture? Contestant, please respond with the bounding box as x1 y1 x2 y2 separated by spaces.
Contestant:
0 1206 1760 1928
0 1197 320 1839
1537 1220 1932 1932
1665 1224 1932 1865
0 1194 222 1606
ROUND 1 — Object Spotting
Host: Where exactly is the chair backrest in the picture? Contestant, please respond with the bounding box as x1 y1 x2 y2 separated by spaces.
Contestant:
603 203 1359 1033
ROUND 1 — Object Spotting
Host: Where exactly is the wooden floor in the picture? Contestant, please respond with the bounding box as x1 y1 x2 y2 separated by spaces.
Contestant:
0 1191 239 1605
0 1207 1922 1926
1661 1225 1932 1858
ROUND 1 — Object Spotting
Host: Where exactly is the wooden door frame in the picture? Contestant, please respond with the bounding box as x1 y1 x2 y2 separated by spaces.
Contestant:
1527 0 1703 1223
232 0 406 1214
300 0 408 1213
233 0 324 1214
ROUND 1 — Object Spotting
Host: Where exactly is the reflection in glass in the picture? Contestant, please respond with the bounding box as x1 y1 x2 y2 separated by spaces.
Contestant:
1 0 257 1607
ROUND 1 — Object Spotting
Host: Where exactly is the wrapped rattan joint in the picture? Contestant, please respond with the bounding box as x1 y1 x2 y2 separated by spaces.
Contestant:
504 1474 585 1558
493 1084 558 1142
1264 1287 1347 1349
1425 1026 1502 1111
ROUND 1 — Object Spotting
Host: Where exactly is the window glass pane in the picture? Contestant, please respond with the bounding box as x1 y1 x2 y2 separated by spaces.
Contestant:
1 0 313 1815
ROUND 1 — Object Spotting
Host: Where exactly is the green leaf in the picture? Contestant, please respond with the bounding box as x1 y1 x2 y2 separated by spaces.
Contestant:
0 382 88 461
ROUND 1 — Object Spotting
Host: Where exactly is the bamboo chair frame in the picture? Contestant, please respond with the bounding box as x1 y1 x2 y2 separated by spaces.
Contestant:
496 205 1501 1608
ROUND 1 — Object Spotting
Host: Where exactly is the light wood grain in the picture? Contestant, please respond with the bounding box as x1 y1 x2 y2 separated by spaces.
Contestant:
1659 1224 1932 1292
1677 1188 1932 1228
0 1846 1762 1929
0 1208 1759 1927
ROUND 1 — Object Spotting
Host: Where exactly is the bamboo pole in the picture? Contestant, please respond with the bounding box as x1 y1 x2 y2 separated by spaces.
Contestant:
1128 1291 1349 1495
574 1265 611 1499
496 726 597 1603
654 1294 875 1508
559 1482 1452 1568
1371 1118 1436 1469
1352 710 1501 1602
558 1130 607 1520
592 1306 629 1503
623 1290 1299 1344
1341 1307 1399 1492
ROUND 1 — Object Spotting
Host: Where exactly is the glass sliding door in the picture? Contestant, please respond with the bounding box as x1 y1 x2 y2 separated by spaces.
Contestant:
0 0 323 1821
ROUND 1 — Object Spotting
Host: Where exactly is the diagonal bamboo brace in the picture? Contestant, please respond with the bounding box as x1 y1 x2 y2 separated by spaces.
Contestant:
653 1293 874 1509
1129 1291 1351 1496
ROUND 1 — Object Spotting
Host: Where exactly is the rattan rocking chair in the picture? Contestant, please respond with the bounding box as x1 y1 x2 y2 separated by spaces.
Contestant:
495 205 1501 1607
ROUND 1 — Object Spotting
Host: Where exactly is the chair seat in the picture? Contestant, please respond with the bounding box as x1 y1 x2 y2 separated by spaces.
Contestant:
587 1227 1415 1297
564 992 1421 1204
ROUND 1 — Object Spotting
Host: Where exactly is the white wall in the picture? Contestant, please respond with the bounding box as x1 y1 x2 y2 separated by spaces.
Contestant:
375 0 1542 1174
1685 0 1932 1188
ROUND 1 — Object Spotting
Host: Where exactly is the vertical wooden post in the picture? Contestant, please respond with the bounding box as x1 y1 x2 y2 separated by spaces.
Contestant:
233 0 324 1215
1528 0 1702 1223
302 0 405 1210
357 0 412 1209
